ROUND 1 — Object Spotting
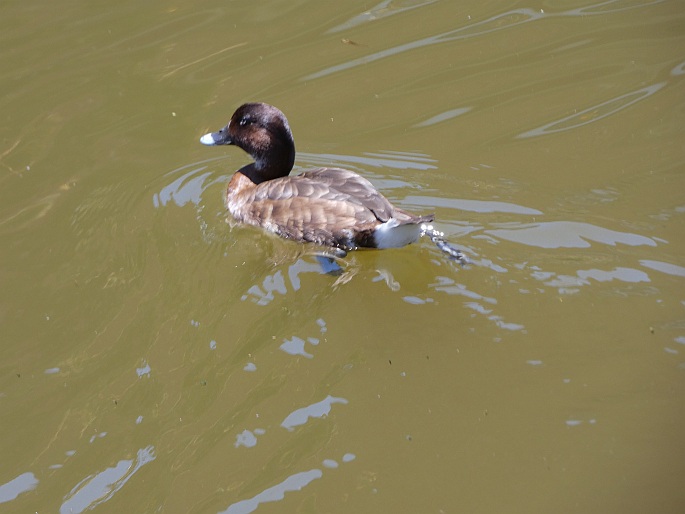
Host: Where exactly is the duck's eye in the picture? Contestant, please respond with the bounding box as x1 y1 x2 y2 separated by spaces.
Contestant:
239 117 250 127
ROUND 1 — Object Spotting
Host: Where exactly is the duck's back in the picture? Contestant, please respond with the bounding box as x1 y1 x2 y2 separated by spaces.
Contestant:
228 167 433 250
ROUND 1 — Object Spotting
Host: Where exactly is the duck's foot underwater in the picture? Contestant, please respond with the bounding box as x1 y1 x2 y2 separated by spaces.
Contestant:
311 251 359 286
421 224 469 265
309 246 348 275
315 254 344 275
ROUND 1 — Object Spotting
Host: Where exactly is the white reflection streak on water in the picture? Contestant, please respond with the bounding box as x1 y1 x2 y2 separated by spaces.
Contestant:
413 107 473 127
242 257 355 306
303 0 666 80
219 469 323 514
153 156 227 208
0 472 39 504
577 267 650 283
533 267 651 295
242 259 325 306
280 334 322 359
280 335 313 358
671 59 685 76
327 0 439 33
220 452 358 514
640 260 685 278
234 428 266 449
430 276 526 331
517 82 667 138
242 269 288 306
404 195 543 215
287 258 327 291
60 446 156 514
281 395 349 432
485 221 657 249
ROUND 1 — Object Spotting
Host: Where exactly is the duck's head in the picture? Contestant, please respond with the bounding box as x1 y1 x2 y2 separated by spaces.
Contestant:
200 103 295 181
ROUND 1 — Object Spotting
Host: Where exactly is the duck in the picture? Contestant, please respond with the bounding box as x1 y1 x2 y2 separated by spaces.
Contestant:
200 102 466 262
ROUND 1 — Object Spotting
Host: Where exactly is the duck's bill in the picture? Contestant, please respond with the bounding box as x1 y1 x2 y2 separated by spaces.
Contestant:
200 129 231 146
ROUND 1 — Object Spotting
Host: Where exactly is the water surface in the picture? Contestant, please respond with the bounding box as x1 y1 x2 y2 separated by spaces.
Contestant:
1 1 684 513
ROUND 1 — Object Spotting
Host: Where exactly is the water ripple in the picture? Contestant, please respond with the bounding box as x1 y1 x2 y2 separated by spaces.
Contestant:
298 150 437 171
60 446 156 514
327 0 439 33
517 82 667 138
413 107 473 127
485 221 657 248
303 0 665 80
404 195 542 215
153 157 227 208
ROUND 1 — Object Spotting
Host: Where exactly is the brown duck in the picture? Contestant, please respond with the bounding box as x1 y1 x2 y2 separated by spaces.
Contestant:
200 103 466 262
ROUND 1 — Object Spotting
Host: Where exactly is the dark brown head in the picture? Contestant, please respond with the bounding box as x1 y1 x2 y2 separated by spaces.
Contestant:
200 103 296 183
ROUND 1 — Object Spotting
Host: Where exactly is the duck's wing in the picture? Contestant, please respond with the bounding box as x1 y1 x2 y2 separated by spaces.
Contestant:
296 168 435 225
236 168 433 248
254 167 397 222
240 178 379 247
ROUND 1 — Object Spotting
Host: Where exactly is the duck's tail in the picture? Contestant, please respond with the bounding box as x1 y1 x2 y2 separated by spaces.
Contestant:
421 224 469 265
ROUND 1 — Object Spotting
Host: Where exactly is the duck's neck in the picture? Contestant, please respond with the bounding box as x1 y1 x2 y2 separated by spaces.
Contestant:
240 137 296 185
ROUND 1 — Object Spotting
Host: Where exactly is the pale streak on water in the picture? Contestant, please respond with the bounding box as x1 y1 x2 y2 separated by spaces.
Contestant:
303 0 667 80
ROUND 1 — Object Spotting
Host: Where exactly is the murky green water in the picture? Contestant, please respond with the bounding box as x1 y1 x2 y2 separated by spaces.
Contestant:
1 1 684 513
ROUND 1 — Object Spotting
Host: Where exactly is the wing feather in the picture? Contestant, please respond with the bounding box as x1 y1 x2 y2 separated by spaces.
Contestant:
231 167 432 249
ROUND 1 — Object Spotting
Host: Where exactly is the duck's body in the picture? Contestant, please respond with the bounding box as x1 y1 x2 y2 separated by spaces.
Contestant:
200 103 435 253
224 164 434 250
